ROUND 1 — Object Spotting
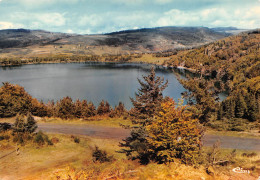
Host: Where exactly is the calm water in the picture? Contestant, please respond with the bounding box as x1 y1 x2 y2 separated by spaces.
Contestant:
0 62 186 109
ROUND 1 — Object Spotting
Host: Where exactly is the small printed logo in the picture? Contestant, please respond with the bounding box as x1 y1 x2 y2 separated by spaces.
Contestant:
232 167 250 174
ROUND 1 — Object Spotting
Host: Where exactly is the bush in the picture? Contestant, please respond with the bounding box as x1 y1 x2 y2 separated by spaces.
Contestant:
74 137 80 143
92 146 113 163
242 152 257 158
0 123 12 132
51 137 59 144
34 131 53 146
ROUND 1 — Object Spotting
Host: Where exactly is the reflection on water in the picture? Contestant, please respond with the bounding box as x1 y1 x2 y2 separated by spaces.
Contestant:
0 62 187 109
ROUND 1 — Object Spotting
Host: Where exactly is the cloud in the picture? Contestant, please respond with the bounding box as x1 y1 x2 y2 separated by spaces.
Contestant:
154 0 173 4
0 21 24 29
79 14 103 27
109 0 146 5
11 12 66 28
0 21 14 29
11 0 79 8
154 6 260 29
66 29 74 33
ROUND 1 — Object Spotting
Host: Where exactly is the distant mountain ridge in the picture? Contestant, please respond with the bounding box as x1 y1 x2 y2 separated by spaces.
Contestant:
0 26 249 57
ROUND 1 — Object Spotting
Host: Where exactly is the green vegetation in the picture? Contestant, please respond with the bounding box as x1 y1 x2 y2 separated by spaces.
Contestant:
0 30 259 179
0 83 128 121
166 31 260 130
0 82 33 117
0 53 142 66
121 67 203 165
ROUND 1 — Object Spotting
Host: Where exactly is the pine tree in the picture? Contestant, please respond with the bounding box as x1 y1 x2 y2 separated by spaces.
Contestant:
13 114 26 133
25 112 37 133
56 96 75 119
87 102 96 117
235 93 247 118
120 66 168 164
97 100 105 115
130 66 168 124
104 101 111 114
74 99 83 118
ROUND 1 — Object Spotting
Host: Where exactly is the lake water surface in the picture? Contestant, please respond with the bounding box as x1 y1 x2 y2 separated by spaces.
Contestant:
0 62 186 109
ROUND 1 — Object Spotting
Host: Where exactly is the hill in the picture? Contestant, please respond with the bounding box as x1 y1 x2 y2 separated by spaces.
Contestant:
165 29 260 123
0 27 229 57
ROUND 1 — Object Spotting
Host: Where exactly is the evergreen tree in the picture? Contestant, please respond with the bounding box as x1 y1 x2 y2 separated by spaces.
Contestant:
74 99 83 118
120 66 168 164
25 112 37 133
13 114 26 133
97 100 105 115
56 96 75 119
235 93 247 118
87 102 97 117
104 101 111 114
130 66 168 124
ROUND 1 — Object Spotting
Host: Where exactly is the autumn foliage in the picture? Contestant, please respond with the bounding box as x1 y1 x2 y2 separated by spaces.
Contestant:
146 99 202 164
0 82 33 117
121 67 203 165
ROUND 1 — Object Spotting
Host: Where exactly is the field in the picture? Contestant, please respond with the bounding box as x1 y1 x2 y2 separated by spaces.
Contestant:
0 117 260 179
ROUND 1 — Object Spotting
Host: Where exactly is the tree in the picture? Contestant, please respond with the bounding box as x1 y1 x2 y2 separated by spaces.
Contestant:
74 99 83 118
25 112 38 133
55 96 75 119
130 66 168 124
0 82 33 117
97 100 105 115
180 78 218 123
13 113 37 134
146 99 203 164
120 67 168 164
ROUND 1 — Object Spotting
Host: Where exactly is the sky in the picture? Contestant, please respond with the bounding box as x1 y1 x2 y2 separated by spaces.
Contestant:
0 0 259 34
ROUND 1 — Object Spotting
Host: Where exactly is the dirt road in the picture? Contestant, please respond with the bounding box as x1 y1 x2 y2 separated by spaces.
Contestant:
38 123 260 151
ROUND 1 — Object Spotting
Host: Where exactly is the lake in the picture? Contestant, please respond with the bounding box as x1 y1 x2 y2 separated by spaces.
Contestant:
0 62 187 109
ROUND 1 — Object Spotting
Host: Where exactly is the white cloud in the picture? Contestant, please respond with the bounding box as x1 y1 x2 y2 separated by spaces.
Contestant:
66 29 74 33
0 21 14 29
109 0 146 5
154 0 173 4
153 6 260 29
11 12 66 28
20 0 79 4
0 21 24 29
79 14 102 27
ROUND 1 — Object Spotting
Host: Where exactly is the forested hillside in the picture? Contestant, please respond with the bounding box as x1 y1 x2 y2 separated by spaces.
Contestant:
165 30 259 126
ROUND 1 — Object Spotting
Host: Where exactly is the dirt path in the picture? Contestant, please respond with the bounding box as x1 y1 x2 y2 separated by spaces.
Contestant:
38 123 260 151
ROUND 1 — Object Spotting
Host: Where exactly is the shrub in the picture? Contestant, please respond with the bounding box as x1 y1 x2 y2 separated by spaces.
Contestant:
242 152 257 158
51 137 59 144
0 123 12 132
74 137 80 143
34 132 45 146
92 146 113 163
34 131 53 146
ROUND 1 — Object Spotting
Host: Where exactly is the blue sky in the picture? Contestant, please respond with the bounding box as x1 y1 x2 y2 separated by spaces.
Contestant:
0 0 259 34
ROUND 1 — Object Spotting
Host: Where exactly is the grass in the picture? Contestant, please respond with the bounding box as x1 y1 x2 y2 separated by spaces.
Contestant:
206 129 260 139
0 129 259 179
37 116 132 128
